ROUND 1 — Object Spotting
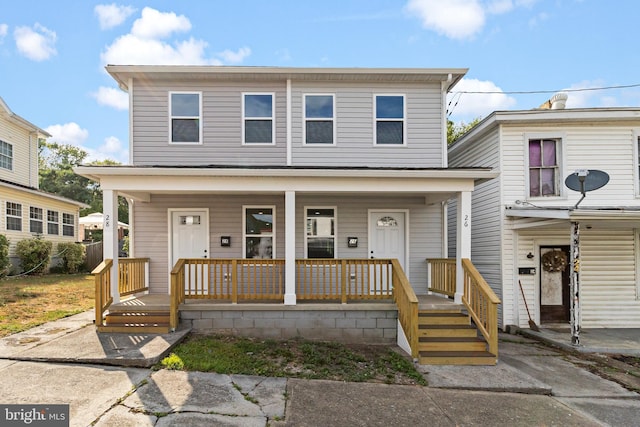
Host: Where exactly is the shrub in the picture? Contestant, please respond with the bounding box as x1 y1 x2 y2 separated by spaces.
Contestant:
57 242 86 273
0 235 9 278
16 236 52 275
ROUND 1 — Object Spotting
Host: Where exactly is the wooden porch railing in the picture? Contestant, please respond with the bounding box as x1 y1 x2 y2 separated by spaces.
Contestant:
93 259 113 326
426 258 501 356
295 259 395 302
427 258 456 297
118 258 150 296
391 259 419 358
170 259 186 331
462 259 501 356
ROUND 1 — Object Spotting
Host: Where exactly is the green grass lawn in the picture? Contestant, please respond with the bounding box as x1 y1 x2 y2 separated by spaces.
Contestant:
0 274 94 337
161 334 427 385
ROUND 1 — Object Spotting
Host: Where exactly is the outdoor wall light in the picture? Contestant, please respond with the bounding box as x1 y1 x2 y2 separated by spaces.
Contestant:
221 236 231 247
347 237 358 248
526 252 534 259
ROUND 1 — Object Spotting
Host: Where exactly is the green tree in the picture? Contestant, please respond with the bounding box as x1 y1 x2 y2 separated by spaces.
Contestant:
447 118 481 145
38 140 129 225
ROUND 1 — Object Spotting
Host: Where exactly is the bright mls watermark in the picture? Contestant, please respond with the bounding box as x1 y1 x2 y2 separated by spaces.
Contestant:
0 405 69 426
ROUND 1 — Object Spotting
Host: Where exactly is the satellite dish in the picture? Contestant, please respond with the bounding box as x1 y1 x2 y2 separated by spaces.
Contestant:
565 169 609 193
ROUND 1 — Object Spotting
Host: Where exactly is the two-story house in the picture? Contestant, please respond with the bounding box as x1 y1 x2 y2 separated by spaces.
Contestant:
0 97 85 272
77 66 500 365
448 98 640 335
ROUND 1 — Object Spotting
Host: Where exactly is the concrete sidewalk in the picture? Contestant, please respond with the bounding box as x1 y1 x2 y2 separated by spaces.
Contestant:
1 312 640 426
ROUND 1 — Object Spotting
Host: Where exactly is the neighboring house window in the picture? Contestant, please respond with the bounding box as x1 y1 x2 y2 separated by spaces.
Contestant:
47 210 59 235
375 95 405 145
6 202 21 231
244 206 274 259
306 207 336 258
304 94 335 144
529 139 560 197
243 93 274 144
30 207 43 234
169 92 202 144
0 140 12 170
62 213 74 237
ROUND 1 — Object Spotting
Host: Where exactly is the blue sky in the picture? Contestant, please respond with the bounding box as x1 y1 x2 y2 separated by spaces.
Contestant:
1 0 639 164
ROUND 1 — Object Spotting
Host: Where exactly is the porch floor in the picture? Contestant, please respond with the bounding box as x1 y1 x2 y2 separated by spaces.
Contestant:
109 293 459 311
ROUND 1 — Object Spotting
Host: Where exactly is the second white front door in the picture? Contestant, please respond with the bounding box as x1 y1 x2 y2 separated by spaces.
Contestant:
369 210 407 292
171 209 209 294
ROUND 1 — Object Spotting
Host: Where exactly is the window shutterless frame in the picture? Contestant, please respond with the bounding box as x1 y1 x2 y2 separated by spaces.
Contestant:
525 136 563 198
373 94 406 146
242 205 276 259
47 210 59 235
242 93 275 145
6 201 22 231
0 140 13 170
30 206 43 234
168 91 202 144
304 206 337 259
303 94 336 145
62 212 75 237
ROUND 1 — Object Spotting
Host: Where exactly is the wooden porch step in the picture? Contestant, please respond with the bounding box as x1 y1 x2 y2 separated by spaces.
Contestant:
97 325 170 334
418 324 478 338
419 336 487 352
419 350 497 366
418 312 469 325
105 312 170 324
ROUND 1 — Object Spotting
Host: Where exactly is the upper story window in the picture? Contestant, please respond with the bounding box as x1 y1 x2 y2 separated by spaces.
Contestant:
529 139 560 197
244 206 274 259
30 207 43 234
47 210 59 235
243 93 274 145
6 202 21 231
62 213 75 237
0 140 13 170
304 95 335 145
375 95 405 145
170 92 202 144
306 207 336 258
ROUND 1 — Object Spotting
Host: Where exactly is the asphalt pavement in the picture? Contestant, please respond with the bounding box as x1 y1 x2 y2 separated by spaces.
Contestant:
1 311 639 426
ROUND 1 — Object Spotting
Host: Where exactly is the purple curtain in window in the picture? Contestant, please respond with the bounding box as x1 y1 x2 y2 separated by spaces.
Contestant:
529 140 541 167
541 169 555 195
542 139 556 166
529 169 540 197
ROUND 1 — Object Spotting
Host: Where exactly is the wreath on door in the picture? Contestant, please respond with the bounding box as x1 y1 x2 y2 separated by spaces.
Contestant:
541 250 568 272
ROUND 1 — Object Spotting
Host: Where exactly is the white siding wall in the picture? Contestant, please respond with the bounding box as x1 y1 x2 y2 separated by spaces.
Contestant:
514 226 640 328
0 116 36 187
133 194 442 295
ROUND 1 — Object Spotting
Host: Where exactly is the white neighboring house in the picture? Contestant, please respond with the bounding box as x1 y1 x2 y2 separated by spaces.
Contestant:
79 212 128 242
448 96 640 329
0 96 86 272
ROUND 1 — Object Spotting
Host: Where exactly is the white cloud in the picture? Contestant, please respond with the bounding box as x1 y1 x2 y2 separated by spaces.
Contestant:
14 23 57 61
0 24 7 39
406 0 485 40
94 136 129 163
216 47 251 64
447 78 517 119
131 7 191 39
100 7 251 66
45 122 89 146
93 86 129 110
94 4 136 30
487 0 513 14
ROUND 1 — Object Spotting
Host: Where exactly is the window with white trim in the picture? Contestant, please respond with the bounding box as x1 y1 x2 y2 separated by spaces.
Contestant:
0 140 12 170
306 207 336 258
529 138 560 197
170 92 202 143
243 93 274 144
47 210 59 235
304 94 334 144
375 95 405 145
62 213 74 237
30 207 43 234
243 206 274 259
6 202 21 231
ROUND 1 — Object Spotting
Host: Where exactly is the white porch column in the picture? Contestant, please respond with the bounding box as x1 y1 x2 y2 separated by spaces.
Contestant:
455 191 472 304
284 191 297 305
103 189 120 304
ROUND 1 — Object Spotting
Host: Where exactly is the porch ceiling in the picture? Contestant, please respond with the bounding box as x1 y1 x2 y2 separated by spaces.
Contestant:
507 207 640 229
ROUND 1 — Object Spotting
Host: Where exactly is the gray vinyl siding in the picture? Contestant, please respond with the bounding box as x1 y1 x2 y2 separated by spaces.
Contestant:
291 82 444 167
130 79 445 168
133 194 442 295
447 128 503 313
131 80 287 166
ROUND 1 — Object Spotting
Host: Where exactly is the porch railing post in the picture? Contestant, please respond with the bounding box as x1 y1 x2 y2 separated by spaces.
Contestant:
341 259 347 304
231 259 238 304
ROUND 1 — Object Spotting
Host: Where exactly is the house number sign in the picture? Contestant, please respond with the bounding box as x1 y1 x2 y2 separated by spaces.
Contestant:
104 214 110 228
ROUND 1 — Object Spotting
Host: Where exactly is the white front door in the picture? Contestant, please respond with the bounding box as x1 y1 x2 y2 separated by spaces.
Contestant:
369 211 406 292
171 210 209 294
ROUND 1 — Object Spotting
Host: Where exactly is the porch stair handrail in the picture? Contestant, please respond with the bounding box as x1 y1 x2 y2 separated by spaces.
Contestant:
118 258 150 296
427 258 456 297
93 259 113 326
170 259 187 331
461 258 501 356
391 259 419 358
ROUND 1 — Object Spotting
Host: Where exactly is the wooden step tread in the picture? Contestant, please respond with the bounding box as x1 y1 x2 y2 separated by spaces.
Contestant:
419 324 475 330
419 337 485 343
97 325 170 334
419 350 495 358
419 312 467 317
